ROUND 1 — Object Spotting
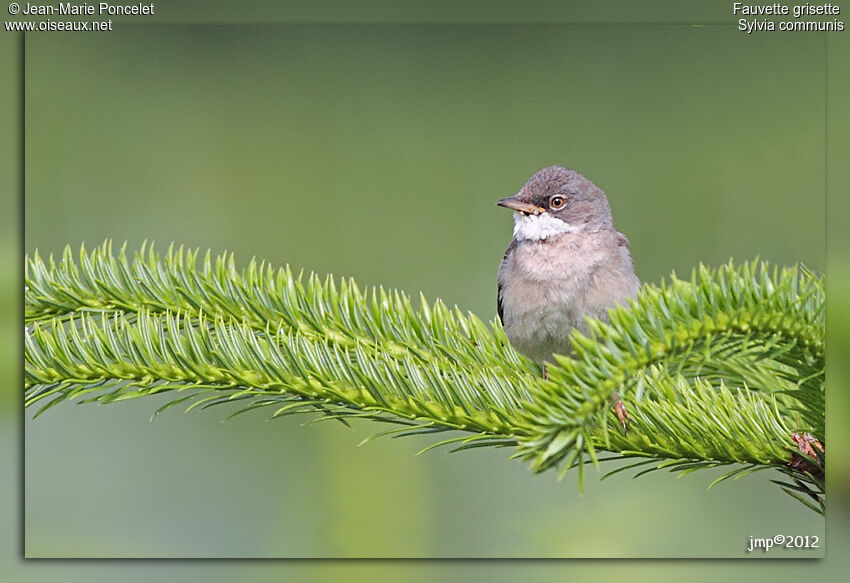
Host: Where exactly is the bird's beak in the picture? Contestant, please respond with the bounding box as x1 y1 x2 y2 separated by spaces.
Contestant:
496 196 544 216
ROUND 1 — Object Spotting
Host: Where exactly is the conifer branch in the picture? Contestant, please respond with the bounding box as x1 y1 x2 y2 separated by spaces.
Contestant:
24 242 825 513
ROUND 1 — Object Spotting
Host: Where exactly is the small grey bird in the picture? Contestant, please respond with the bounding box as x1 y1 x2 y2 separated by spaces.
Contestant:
496 166 640 427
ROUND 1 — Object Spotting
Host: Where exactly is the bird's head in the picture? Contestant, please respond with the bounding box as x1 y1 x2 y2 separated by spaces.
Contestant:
497 166 613 241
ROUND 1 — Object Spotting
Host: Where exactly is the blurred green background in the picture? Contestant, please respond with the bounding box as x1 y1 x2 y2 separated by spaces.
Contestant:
20 23 827 559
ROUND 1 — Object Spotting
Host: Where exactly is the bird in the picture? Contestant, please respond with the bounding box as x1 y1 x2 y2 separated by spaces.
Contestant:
496 165 640 430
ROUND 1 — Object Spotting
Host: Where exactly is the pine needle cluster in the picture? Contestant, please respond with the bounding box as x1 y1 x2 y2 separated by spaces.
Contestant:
24 241 825 512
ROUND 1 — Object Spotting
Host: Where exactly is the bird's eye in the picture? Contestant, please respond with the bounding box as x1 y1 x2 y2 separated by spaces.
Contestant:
549 196 565 209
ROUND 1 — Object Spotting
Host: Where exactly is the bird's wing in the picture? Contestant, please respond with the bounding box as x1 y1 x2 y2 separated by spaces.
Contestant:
497 239 518 323
497 282 504 322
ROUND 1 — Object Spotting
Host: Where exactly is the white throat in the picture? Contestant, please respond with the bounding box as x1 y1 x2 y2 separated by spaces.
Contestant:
512 211 584 241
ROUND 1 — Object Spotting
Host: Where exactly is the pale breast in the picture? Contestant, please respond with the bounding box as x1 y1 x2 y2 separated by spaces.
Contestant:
498 230 640 363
